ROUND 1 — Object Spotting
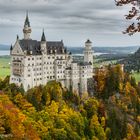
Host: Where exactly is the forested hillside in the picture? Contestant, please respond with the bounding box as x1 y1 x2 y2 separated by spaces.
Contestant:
0 65 140 140
119 48 140 72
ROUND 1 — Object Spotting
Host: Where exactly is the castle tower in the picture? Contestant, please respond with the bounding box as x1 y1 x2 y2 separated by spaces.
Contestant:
23 12 32 40
40 29 47 54
84 39 93 64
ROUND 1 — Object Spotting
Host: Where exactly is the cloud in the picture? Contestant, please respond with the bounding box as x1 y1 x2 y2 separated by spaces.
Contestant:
0 0 138 46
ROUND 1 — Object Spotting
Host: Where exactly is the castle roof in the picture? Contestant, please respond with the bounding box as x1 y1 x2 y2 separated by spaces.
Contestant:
19 39 66 55
85 39 92 43
79 62 92 66
66 67 72 70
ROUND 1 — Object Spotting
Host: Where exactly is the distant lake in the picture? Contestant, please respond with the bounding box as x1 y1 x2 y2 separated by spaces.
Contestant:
73 53 108 56
0 50 10 56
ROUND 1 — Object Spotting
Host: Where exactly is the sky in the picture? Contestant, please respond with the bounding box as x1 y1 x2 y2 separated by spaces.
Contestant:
0 0 140 47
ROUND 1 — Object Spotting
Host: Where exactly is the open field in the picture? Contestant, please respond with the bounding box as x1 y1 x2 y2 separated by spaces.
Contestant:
131 72 140 83
0 56 10 79
93 59 117 68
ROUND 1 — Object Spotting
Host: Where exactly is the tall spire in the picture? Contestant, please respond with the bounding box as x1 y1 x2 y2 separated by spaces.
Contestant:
17 35 19 40
23 11 32 40
41 29 46 42
10 44 13 51
24 11 30 27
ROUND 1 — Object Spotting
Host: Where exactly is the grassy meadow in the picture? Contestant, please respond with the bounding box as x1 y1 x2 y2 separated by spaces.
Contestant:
132 72 140 83
0 56 10 79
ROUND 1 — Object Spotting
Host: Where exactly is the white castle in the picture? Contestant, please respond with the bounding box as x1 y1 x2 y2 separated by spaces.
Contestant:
10 13 94 95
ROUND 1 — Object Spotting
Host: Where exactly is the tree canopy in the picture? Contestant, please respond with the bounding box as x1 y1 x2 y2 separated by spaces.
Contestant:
0 65 140 139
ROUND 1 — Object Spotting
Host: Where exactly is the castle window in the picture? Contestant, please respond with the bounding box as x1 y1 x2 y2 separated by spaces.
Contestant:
28 58 30 60
32 58 34 60
48 57 50 59
28 74 30 77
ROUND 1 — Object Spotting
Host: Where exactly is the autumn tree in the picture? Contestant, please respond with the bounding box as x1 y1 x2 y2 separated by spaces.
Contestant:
0 94 40 139
115 0 140 35
26 81 63 111
84 98 99 119
106 109 129 140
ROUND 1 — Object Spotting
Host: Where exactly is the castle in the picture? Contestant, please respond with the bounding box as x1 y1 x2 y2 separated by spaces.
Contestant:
10 13 93 95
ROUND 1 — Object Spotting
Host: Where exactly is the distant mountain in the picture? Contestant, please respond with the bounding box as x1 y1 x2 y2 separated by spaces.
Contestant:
67 46 139 55
0 44 10 50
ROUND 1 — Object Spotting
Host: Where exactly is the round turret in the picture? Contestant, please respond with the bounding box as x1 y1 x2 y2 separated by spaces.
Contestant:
85 39 92 49
84 39 93 64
